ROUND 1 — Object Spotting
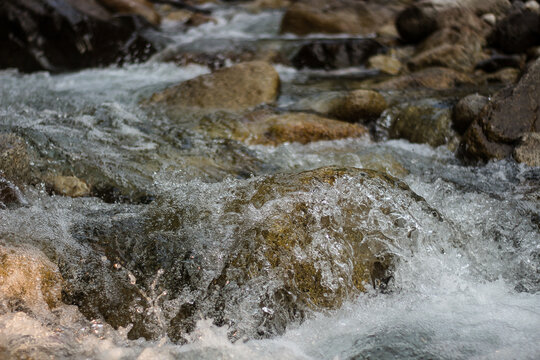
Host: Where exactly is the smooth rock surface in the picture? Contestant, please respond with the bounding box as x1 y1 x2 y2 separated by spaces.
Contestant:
328 90 388 123
148 61 280 111
453 94 489 134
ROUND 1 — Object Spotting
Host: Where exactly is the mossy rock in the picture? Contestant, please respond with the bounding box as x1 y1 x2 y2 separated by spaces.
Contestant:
389 105 458 148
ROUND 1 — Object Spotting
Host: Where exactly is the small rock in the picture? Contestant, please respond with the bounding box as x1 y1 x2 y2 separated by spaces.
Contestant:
329 90 388 123
50 176 90 197
514 133 540 166
291 39 383 70
408 43 478 73
148 61 280 111
482 13 497 26
488 8 540 53
0 133 31 185
453 94 489 134
389 105 457 148
0 177 26 209
368 55 402 75
525 1 540 13
0 244 63 311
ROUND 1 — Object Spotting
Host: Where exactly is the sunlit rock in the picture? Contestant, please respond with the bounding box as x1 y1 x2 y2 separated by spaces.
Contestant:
148 61 280 111
514 133 540 167
374 67 474 90
196 111 369 145
98 0 160 25
0 244 63 312
328 90 388 123
48 175 91 198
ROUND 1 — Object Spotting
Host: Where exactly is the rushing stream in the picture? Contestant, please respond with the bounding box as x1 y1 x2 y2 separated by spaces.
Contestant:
1 5 539 360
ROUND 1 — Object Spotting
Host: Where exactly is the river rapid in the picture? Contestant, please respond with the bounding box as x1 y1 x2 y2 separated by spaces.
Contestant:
1 5 539 360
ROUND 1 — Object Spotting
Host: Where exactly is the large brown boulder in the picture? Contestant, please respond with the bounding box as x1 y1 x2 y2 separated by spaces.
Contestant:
461 59 540 161
280 0 400 36
0 0 159 73
148 62 280 111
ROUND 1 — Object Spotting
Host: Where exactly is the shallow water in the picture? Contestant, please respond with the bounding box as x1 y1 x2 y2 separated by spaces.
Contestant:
0 5 539 360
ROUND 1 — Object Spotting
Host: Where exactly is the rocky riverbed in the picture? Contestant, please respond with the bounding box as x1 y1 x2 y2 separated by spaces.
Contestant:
1 0 539 359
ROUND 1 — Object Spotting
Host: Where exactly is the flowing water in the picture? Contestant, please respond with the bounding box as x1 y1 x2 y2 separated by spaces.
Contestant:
1 5 539 360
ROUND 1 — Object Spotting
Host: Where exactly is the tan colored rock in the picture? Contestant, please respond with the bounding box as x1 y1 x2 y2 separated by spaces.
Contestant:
0 133 31 185
244 0 290 12
408 43 479 73
368 55 402 75
148 61 280 111
374 67 474 90
514 133 540 166
50 176 90 197
0 244 63 310
248 113 369 145
329 90 388 123
98 0 160 25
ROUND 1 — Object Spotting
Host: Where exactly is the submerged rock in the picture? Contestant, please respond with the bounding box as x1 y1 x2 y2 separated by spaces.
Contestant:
0 244 63 312
148 61 280 111
0 133 31 185
461 58 540 161
48 176 91 198
50 166 460 342
0 0 159 73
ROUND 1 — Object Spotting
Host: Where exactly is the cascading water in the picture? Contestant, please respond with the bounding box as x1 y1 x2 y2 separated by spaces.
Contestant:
0 5 539 360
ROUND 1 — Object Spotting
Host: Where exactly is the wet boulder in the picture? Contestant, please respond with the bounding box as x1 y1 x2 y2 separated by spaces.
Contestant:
291 39 384 70
196 111 368 145
0 178 26 210
452 94 489 134
148 61 280 111
389 105 457 148
0 0 159 73
0 244 63 313
461 58 540 161
141 166 459 341
327 90 388 123
0 133 31 185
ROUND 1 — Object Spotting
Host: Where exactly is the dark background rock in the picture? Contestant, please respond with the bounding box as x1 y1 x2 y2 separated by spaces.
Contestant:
395 5 438 43
291 39 384 69
488 8 540 54
0 0 162 73
475 54 525 72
